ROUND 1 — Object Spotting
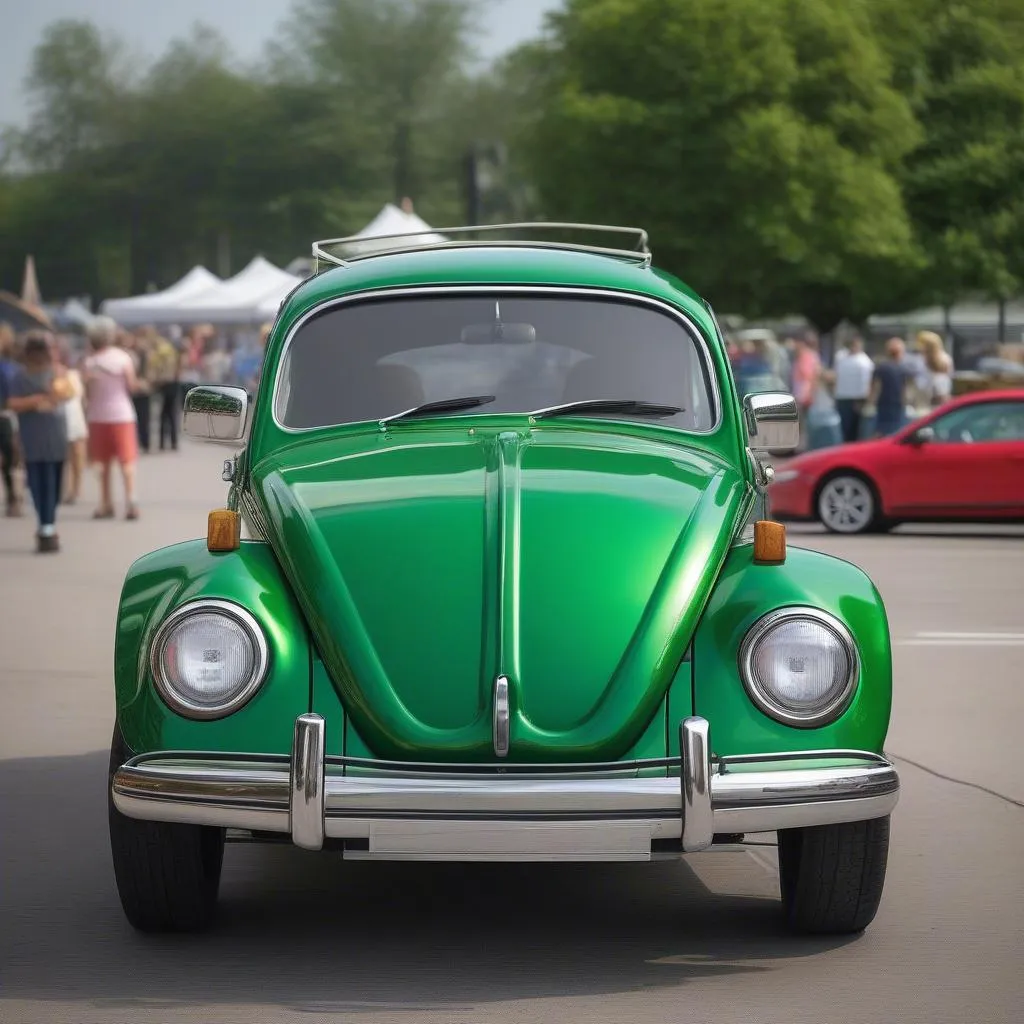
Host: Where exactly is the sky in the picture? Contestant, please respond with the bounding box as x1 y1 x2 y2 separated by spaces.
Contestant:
0 0 559 128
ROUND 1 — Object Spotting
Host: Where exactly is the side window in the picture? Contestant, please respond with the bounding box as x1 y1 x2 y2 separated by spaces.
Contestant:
931 401 1024 443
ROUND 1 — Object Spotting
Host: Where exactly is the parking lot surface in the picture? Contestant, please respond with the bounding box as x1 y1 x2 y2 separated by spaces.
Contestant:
1 441 1021 1023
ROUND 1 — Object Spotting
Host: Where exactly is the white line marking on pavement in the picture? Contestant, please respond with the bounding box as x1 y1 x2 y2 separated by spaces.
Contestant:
915 631 1024 639
902 631 1024 646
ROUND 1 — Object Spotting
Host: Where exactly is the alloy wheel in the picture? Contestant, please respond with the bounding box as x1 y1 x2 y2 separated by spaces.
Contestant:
818 475 875 534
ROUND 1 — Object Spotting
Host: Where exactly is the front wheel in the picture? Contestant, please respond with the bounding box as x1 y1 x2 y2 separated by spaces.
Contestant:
777 816 891 934
108 725 225 932
816 473 886 534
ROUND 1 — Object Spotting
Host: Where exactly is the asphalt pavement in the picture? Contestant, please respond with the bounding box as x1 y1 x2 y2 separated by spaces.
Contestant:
1 440 1022 1024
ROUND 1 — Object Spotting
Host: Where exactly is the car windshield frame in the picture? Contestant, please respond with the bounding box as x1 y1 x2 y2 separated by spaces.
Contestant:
269 285 722 436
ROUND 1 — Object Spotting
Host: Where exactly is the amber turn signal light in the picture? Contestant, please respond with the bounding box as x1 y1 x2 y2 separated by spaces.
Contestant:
208 509 241 552
753 520 786 565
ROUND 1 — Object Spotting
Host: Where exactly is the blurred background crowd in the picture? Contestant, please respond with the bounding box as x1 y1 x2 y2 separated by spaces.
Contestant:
0 315 267 550
4 0 1024 540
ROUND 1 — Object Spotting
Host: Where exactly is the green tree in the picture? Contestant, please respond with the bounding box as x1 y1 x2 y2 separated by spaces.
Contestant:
19 19 135 170
883 0 1024 333
519 0 922 330
269 0 478 224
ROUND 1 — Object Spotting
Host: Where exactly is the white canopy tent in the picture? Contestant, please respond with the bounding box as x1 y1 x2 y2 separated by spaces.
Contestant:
159 256 302 325
342 203 448 256
101 266 220 327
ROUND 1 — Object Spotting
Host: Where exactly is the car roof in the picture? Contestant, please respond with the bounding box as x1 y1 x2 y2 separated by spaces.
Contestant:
945 388 1024 406
275 245 718 342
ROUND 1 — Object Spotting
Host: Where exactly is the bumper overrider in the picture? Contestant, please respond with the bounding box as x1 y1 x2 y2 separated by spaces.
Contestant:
111 716 900 861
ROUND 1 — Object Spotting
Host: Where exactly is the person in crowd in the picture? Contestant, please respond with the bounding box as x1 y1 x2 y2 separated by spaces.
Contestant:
148 328 182 451
83 316 141 519
178 325 209 395
54 339 88 504
4 333 69 552
119 329 154 453
232 324 267 395
791 333 822 449
871 337 914 437
736 338 772 377
0 322 24 517
916 330 954 408
764 334 791 385
833 335 875 443
202 336 232 385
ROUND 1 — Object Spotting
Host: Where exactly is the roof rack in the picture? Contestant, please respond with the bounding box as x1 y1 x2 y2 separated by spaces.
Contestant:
311 222 652 272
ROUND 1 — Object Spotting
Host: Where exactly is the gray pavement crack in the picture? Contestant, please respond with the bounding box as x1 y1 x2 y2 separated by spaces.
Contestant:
889 751 1024 810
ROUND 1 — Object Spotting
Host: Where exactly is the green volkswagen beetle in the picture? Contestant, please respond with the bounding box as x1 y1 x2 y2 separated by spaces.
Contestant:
108 224 898 935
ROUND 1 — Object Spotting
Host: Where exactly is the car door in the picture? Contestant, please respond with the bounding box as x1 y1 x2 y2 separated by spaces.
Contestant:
884 399 1024 517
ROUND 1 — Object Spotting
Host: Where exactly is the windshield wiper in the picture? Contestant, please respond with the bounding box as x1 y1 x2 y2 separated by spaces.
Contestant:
379 395 496 429
529 399 684 420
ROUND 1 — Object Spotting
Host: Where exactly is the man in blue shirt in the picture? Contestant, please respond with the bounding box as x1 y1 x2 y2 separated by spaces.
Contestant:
871 337 914 437
0 322 24 516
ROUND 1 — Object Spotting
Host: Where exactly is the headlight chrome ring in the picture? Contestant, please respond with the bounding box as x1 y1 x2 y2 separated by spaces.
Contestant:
149 599 270 720
738 606 859 728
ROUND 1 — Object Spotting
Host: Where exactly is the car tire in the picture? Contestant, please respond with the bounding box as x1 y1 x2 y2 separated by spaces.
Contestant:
815 472 886 534
777 816 890 934
107 724 225 933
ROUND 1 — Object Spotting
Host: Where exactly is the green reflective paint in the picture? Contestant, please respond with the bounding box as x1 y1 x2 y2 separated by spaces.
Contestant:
691 544 892 756
115 244 892 768
114 540 311 754
250 422 744 762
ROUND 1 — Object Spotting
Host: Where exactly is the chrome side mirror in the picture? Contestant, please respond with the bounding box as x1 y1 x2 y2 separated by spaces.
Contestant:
183 385 249 442
908 425 935 446
742 391 799 453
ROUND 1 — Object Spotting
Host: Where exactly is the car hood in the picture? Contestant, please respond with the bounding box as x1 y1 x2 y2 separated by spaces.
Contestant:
251 425 747 762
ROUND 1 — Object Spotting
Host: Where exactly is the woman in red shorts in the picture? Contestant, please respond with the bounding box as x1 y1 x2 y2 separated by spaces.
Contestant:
83 316 141 520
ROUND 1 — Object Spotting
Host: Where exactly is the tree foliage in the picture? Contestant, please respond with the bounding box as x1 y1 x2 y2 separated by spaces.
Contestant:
523 0 923 329
883 0 1024 309
3 0 1024 334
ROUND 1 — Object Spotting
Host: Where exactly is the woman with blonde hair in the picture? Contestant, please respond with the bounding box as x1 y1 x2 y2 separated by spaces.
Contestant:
55 338 88 503
83 315 141 519
916 330 953 408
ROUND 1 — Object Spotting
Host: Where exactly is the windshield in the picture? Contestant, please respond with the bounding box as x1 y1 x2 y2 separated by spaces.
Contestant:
275 293 716 431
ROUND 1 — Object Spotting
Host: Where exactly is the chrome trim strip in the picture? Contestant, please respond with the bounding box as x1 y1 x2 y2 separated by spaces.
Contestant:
110 760 290 832
268 285 723 438
111 713 899 857
715 794 897 833
492 676 510 758
738 607 861 728
148 599 271 721
290 714 326 850
681 717 714 852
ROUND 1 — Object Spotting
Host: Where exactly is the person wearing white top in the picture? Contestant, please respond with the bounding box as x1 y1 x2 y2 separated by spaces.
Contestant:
61 362 88 503
833 337 875 443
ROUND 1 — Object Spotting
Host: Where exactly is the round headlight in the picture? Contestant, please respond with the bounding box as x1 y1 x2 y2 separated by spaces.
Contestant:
739 607 858 727
150 600 269 719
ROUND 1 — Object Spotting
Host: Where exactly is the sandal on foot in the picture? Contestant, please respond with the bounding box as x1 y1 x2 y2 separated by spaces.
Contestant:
125 505 140 520
92 508 115 519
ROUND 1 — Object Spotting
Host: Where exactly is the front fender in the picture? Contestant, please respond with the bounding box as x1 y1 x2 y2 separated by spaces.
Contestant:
690 543 892 757
114 539 312 755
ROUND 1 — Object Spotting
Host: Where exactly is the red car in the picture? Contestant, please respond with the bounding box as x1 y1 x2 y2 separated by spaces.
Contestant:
769 389 1024 533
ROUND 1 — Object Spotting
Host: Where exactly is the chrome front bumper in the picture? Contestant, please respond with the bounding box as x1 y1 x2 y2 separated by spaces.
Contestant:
111 715 899 861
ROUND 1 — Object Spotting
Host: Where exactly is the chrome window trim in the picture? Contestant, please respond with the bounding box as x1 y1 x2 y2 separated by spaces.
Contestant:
149 599 271 721
267 285 723 437
738 606 860 729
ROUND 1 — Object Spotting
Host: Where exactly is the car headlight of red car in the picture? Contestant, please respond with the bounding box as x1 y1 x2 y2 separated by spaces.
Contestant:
738 607 858 727
150 599 270 719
